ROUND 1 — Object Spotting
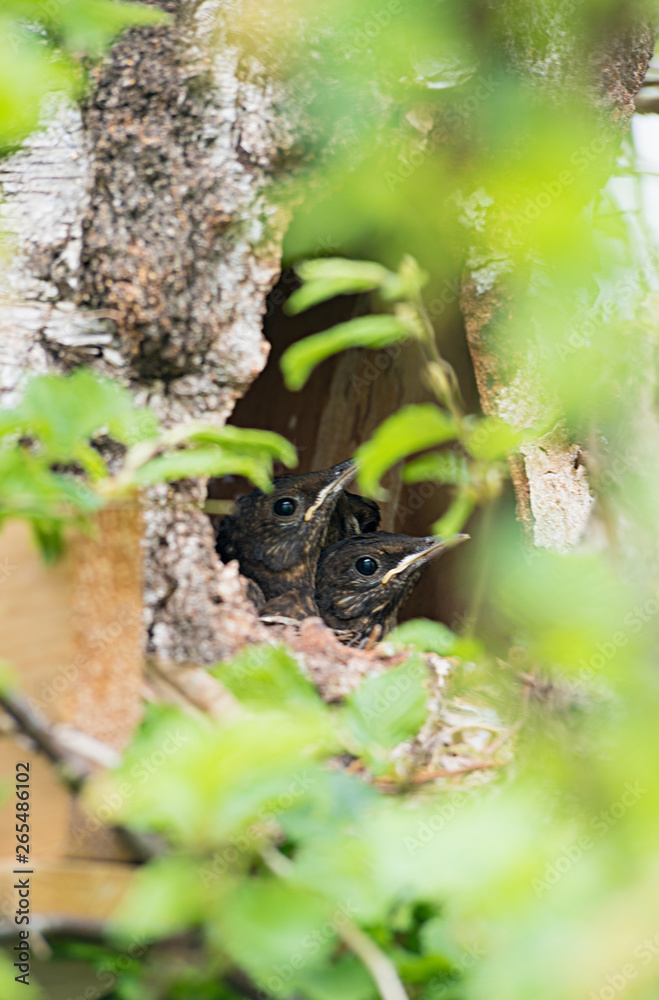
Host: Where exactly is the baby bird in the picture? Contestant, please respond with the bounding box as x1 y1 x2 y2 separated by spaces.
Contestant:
315 531 469 645
215 460 359 619
325 491 381 547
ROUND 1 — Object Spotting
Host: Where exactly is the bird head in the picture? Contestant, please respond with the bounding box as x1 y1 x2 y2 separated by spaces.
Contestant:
217 459 358 574
324 491 381 547
315 531 469 635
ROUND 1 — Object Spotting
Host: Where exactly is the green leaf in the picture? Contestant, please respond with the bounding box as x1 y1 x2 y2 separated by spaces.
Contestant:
403 452 471 487
285 258 395 314
213 644 325 710
133 448 274 491
464 417 525 462
183 425 297 470
343 659 429 752
291 955 377 1000
297 258 393 286
432 493 475 537
211 878 337 981
0 17 74 149
38 0 168 53
13 368 153 460
0 948 39 999
387 619 459 655
281 315 410 391
90 706 336 846
286 277 384 315
356 405 459 498
112 857 208 939
387 619 483 662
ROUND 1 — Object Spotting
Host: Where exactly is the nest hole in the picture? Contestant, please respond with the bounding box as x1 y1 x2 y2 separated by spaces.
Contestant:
208 269 481 628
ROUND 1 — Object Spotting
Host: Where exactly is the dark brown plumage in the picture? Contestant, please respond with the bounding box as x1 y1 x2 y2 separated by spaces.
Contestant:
215 460 360 619
315 531 469 645
324 491 381 547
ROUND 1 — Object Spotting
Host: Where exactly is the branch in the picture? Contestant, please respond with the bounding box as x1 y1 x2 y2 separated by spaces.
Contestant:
0 686 157 861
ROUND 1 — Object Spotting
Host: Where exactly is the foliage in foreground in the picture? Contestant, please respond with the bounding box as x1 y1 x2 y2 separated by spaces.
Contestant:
0 369 295 560
83 638 501 1000
0 0 167 150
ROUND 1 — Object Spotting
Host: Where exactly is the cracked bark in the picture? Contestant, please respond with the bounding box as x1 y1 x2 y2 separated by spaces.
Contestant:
0 0 295 667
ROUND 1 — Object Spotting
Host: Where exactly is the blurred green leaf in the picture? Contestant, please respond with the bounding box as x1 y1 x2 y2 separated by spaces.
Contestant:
133 448 273 491
87 704 337 847
0 949 38 998
285 276 385 314
432 492 475 537
290 954 376 1000
44 0 168 53
0 17 73 149
387 619 483 661
0 1 168 150
211 877 337 980
213 644 324 710
356 405 459 498
183 425 298 470
112 857 208 939
465 417 526 462
281 315 410 391
296 257 393 287
404 451 471 487
343 659 428 753
286 257 396 315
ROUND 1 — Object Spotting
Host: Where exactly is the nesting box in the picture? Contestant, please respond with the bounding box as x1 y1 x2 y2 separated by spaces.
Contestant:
0 506 144 923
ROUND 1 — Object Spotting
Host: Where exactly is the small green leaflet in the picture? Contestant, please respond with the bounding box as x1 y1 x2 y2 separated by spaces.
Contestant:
356 405 459 498
281 315 410 391
285 258 395 315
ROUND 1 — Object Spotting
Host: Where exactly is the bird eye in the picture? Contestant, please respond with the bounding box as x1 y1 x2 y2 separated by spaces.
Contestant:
356 556 378 576
273 497 297 517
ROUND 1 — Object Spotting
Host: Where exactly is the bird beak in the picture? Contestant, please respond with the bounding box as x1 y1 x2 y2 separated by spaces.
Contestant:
304 460 358 521
381 533 469 585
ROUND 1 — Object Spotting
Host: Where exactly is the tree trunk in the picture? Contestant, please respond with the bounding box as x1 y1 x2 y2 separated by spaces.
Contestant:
0 0 294 667
0 0 654 672
459 10 654 551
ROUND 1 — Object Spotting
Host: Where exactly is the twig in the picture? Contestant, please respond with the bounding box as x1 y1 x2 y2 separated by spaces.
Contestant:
375 758 504 790
260 846 410 1000
0 687 156 861
0 690 90 790
339 922 410 1000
